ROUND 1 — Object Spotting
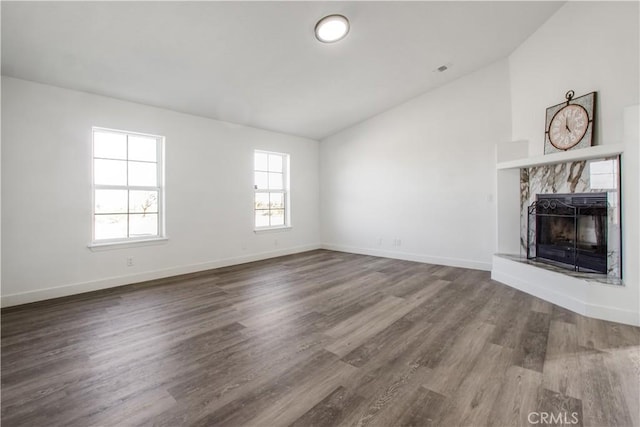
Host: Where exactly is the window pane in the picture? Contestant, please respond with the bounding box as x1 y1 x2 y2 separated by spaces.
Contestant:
270 192 284 209
255 193 269 210
255 171 268 190
268 172 283 190
95 214 127 240
129 213 158 237
130 190 158 214
95 189 127 214
255 210 270 228
268 154 283 173
129 161 157 186
94 159 127 185
128 135 157 162
94 131 126 159
254 152 268 171
270 209 285 226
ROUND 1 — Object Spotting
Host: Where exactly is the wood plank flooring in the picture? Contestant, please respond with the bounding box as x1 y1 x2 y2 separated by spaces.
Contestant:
2 249 639 426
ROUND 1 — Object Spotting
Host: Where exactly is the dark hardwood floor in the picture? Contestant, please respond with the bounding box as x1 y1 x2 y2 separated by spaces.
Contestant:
2 250 638 426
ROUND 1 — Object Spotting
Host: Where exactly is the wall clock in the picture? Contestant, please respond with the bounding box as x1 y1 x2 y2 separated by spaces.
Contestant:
544 90 596 154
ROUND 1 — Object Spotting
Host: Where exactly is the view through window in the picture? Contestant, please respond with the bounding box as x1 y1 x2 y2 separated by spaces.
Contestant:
92 128 164 242
254 150 289 229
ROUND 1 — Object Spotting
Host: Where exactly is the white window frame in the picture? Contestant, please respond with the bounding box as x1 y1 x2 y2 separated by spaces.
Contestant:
90 127 166 247
254 150 291 231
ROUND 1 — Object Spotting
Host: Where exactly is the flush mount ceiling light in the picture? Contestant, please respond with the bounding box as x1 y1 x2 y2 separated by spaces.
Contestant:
315 14 350 43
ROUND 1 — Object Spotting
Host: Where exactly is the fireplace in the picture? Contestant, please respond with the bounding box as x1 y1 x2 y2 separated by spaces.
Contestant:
527 193 608 273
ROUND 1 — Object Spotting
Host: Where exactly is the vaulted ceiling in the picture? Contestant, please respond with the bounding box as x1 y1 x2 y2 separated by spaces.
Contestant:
1 1 563 140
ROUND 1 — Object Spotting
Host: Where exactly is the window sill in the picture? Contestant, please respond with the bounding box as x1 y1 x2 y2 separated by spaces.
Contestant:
88 237 169 251
254 226 292 234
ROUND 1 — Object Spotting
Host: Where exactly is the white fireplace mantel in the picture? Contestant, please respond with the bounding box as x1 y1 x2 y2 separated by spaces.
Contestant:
492 106 639 327
496 143 625 170
492 139 636 326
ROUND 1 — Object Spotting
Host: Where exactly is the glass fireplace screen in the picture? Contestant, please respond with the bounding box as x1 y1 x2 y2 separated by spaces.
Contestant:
528 193 608 273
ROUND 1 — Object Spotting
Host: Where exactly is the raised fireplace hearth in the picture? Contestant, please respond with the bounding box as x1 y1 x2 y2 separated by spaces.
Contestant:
493 108 637 326
527 193 608 273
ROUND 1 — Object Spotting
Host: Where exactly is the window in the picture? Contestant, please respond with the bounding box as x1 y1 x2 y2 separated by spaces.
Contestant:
92 128 164 244
254 150 290 229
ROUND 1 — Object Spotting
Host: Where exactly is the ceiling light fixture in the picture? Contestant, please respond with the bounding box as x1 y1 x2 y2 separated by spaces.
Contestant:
315 14 350 43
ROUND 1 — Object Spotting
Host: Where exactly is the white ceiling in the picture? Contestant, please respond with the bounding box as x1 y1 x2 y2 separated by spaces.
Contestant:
1 1 563 140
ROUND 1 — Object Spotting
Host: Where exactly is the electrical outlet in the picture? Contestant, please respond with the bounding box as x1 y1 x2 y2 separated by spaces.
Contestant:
127 257 134 267
396 238 402 247
274 239 279 247
377 237 383 246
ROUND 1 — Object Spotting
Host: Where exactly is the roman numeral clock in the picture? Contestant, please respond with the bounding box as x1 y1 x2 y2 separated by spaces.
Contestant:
544 90 596 154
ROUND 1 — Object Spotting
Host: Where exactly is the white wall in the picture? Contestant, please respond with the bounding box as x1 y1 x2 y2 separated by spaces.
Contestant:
507 1 640 325
1 76 320 306
0 76 2 299
510 1 639 155
320 60 512 270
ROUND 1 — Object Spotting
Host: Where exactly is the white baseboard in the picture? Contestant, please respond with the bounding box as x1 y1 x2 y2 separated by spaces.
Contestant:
1 243 322 308
321 243 492 271
492 255 639 327
8 246 635 326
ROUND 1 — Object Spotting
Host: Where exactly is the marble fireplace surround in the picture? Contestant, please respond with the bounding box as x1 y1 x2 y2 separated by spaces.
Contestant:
491 143 635 325
520 156 621 280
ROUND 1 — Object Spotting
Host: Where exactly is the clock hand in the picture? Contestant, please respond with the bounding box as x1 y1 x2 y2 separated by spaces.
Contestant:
565 120 571 133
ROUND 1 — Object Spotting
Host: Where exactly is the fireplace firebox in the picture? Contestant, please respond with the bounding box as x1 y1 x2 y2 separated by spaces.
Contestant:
527 193 608 273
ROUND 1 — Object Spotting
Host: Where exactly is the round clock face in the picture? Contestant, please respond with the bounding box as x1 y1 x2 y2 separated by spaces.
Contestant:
548 104 589 150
